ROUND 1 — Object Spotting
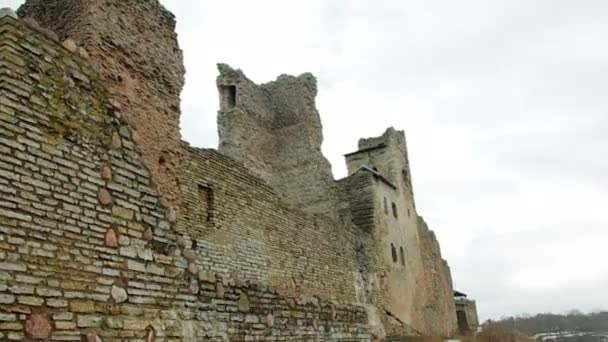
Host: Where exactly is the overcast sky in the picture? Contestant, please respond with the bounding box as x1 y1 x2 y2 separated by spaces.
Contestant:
8 0 608 321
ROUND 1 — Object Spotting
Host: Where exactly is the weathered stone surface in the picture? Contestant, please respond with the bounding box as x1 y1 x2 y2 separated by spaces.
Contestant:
187 262 198 275
110 132 122 150
101 165 112 181
19 0 186 210
182 249 195 262
238 292 250 313
98 189 112 206
86 333 102 342
24 314 51 340
110 285 127 304
62 38 77 52
167 208 177 222
142 227 154 241
104 229 118 248
77 47 89 59
216 282 225 299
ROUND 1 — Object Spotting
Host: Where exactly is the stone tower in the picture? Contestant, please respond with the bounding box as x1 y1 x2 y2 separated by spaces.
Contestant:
18 0 186 211
216 64 338 215
344 128 457 336
345 127 415 207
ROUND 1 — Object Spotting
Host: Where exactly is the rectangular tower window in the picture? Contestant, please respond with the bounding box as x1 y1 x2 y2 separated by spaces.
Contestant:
392 202 398 218
391 243 398 263
198 184 214 222
383 197 388 215
220 85 236 109
402 169 410 187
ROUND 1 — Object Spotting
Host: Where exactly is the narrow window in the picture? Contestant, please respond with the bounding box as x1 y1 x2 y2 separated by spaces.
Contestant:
402 169 410 186
383 197 388 215
392 202 398 218
408 208 411 218
198 184 214 222
220 85 236 109
391 243 397 263
399 247 405 266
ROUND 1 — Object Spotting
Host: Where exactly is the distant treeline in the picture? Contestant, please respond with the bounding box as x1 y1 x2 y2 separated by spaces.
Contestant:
485 311 608 336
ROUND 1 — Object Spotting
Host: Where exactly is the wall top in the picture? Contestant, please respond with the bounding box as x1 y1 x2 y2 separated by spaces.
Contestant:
0 7 17 19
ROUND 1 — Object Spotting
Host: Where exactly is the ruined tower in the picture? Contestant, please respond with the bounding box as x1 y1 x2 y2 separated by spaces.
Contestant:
18 0 186 211
216 64 338 215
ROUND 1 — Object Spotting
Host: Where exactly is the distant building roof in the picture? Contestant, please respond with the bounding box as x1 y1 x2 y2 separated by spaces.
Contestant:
454 290 468 298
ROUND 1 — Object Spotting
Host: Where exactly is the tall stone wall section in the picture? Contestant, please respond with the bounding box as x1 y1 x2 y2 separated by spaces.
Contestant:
417 217 458 335
18 0 186 212
179 144 383 305
0 15 370 341
216 64 339 217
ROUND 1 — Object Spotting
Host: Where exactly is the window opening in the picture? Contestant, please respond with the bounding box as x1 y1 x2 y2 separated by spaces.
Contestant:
198 184 214 222
221 85 236 109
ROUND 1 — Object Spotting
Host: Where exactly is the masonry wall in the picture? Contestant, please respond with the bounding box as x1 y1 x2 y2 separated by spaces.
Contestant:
19 0 187 212
179 144 382 304
417 218 458 336
0 16 370 341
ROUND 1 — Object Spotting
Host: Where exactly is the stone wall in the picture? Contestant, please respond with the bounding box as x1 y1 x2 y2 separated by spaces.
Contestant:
216 64 339 217
0 15 370 341
417 218 458 336
1 0 469 339
179 143 382 304
18 0 186 212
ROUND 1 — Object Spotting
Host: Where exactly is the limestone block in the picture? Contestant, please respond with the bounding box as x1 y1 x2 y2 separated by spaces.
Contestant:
111 285 127 304
62 39 77 53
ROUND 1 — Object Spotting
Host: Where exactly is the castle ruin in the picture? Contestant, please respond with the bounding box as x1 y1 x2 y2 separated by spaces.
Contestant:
0 1 477 340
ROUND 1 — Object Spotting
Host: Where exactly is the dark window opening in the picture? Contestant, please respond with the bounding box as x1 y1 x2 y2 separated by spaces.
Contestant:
399 247 405 266
402 169 410 187
221 85 236 109
159 152 171 166
198 184 214 223
457 310 469 331
408 208 411 218
383 197 388 215
391 243 398 263
392 202 398 218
